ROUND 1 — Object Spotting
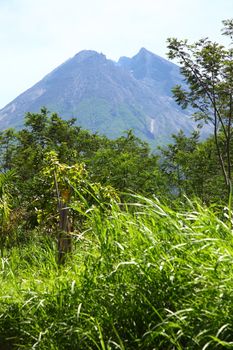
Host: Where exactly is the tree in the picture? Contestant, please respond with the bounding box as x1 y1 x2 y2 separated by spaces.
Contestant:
0 170 15 256
0 128 17 171
159 130 200 198
39 150 119 264
87 130 167 198
159 131 227 204
167 19 233 203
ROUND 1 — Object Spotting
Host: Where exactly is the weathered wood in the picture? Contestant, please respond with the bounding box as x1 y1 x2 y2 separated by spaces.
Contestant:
57 201 72 264
54 170 72 264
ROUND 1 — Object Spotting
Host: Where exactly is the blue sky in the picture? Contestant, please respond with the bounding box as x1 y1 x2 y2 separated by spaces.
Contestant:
0 0 233 108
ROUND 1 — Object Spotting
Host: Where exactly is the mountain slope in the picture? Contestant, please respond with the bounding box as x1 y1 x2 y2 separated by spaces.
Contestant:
0 48 198 145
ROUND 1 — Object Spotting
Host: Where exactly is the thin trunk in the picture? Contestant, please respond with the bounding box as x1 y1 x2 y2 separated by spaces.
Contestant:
213 109 229 188
211 73 231 199
226 92 233 197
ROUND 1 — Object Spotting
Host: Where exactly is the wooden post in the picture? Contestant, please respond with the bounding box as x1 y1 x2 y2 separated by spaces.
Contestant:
57 200 72 265
54 171 72 264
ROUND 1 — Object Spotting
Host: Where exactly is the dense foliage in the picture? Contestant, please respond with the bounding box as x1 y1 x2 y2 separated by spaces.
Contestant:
0 107 233 251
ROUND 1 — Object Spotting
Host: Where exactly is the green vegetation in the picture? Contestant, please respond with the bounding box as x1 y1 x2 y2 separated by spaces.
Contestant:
1 19 233 349
1 198 233 349
167 19 233 201
1 110 233 348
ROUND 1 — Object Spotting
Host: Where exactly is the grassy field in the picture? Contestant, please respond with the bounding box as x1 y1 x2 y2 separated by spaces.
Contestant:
1 196 233 349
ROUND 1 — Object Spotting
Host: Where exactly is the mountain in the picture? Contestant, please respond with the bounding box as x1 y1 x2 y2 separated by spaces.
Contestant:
0 48 199 145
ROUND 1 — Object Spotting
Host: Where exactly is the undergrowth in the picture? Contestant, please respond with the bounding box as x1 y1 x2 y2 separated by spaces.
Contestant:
1 197 233 349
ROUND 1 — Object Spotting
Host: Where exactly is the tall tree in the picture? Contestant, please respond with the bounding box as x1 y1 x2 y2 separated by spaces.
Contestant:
160 131 227 204
167 19 233 203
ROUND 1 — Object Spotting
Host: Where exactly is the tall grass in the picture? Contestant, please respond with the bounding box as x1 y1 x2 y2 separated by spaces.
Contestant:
1 197 233 349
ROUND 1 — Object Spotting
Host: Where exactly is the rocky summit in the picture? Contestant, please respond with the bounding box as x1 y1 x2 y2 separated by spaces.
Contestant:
0 48 199 145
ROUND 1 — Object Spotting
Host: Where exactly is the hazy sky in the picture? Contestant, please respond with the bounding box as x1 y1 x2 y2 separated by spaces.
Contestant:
0 0 233 108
